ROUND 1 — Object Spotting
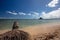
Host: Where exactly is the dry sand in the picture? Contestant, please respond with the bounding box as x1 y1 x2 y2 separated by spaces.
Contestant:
22 23 60 40
22 23 60 35
0 23 60 40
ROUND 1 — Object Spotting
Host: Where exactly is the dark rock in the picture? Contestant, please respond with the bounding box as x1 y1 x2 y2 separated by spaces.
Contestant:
39 17 43 20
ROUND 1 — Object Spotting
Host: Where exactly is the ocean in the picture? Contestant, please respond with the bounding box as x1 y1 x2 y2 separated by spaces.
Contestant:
0 19 60 30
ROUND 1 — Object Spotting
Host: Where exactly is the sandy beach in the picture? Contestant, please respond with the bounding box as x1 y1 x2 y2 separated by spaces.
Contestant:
0 23 60 40
22 23 60 40
22 23 60 35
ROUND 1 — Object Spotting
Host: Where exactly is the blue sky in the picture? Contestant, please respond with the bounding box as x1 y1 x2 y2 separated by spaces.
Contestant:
0 0 60 19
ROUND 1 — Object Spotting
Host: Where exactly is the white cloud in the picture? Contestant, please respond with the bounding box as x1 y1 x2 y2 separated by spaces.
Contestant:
18 12 26 15
41 8 60 19
7 11 17 15
58 8 60 10
33 12 39 16
6 9 60 19
32 12 40 19
27 13 32 16
18 12 40 19
47 0 59 7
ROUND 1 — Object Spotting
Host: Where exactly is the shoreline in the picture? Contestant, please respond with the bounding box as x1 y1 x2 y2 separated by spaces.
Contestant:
0 22 60 40
0 22 60 35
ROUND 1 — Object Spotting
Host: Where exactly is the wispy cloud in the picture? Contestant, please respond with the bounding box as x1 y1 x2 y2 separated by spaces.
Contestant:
41 8 60 19
27 13 32 16
18 12 26 15
7 11 17 15
6 9 60 19
46 0 59 7
6 11 40 19
33 12 39 16
31 12 40 19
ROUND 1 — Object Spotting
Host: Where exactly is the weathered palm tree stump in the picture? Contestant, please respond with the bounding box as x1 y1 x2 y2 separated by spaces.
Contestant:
12 21 19 30
0 21 30 40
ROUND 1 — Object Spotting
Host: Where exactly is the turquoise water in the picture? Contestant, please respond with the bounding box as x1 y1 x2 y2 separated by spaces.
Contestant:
0 19 60 30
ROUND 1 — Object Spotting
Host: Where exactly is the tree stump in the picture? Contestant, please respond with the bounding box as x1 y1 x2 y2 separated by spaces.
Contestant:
0 21 31 40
